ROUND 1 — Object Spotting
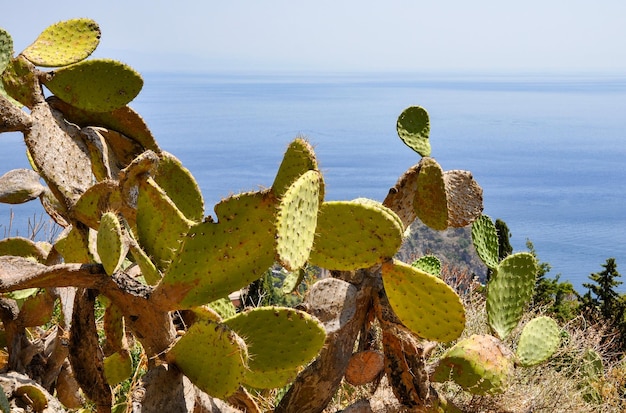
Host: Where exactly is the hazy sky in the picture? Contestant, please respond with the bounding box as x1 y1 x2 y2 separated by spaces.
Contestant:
3 1 626 73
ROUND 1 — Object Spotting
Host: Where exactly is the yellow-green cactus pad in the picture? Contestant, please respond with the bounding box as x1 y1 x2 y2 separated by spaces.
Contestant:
397 106 431 157
382 260 465 342
415 157 448 230
276 170 322 271
309 200 403 271
72 180 126 230
16 289 55 327
165 319 248 399
0 237 48 262
515 316 561 367
272 138 320 198
0 168 45 204
97 212 126 275
22 18 100 67
137 178 193 271
128 241 162 286
207 298 237 320
104 350 133 386
443 170 483 228
153 152 204 222
487 252 538 340
152 190 277 310
411 255 441 277
225 307 326 389
1 55 38 108
44 59 143 112
54 225 92 264
432 334 513 395
471 214 499 270
48 96 159 152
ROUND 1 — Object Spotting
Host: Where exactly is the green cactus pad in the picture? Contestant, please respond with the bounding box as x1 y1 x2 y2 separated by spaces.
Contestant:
225 306 326 389
443 170 483 228
137 178 193 271
471 215 499 270
515 316 561 367
308 200 403 271
411 255 442 277
44 59 143 112
165 318 248 399
487 252 538 340
48 96 159 152
153 152 204 222
272 138 320 197
397 106 431 157
97 212 126 276
432 334 513 395
382 260 465 342
104 350 133 386
0 27 13 73
54 225 92 264
281 268 305 294
1 55 38 108
22 18 100 67
102 299 126 353
415 157 448 231
0 169 45 205
128 240 162 286
208 298 237 320
276 170 321 271
0 237 48 263
152 190 277 310
16 289 55 327
72 180 126 230
382 163 421 229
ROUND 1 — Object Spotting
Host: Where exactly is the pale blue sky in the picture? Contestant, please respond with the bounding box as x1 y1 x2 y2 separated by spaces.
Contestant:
3 1 626 73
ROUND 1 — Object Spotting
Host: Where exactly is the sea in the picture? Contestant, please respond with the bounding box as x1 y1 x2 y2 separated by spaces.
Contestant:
1 71 625 293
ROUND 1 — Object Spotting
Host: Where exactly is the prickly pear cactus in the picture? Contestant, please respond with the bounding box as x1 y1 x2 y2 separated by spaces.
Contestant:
397 105 431 157
515 316 561 367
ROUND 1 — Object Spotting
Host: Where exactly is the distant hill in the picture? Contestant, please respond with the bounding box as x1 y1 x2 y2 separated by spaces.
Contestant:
396 220 488 282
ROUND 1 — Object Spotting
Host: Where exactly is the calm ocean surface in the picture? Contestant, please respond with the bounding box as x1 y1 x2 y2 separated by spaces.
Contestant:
1 72 625 293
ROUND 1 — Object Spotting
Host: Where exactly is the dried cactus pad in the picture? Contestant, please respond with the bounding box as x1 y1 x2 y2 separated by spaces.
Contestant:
487 252 538 340
97 212 125 276
432 334 513 395
272 138 319 197
443 169 483 227
0 27 12 73
382 260 465 342
471 214 499 270
397 106 431 157
44 59 143 112
0 169 45 204
154 191 277 309
166 319 248 399
225 307 326 389
309 200 403 271
22 18 100 67
515 316 561 367
276 170 322 271
415 157 448 231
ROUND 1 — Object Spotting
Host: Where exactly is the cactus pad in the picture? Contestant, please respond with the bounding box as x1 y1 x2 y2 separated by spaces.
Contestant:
72 180 126 230
208 298 237 320
443 170 483 227
382 260 465 342
128 240 161 286
0 237 48 262
44 59 143 112
1 55 38 108
276 170 321 271
54 225 92 264
224 307 326 389
103 350 133 386
97 212 126 276
411 255 442 277
397 106 431 157
309 200 403 271
471 214 499 270
166 319 248 399
515 316 561 367
22 18 100 67
0 27 12 74
153 152 204 222
0 169 45 204
487 252 538 340
272 138 319 197
432 334 514 395
153 190 277 309
415 157 448 230
382 163 420 229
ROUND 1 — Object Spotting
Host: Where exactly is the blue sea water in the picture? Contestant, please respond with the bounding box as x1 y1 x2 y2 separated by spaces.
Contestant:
1 72 625 293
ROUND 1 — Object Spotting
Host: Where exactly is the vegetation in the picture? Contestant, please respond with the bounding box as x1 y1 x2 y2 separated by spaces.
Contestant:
0 18 624 413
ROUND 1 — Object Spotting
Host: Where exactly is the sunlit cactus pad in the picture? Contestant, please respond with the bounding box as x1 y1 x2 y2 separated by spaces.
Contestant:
309 200 403 271
382 260 465 342
97 212 125 276
22 18 100 67
225 307 326 389
414 157 448 230
153 152 204 222
487 252 538 340
44 59 143 112
515 316 561 367
471 214 500 270
432 334 513 395
397 106 431 157
272 137 319 197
